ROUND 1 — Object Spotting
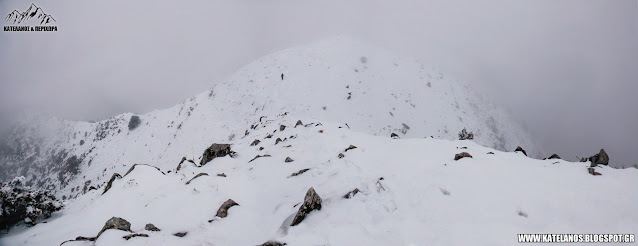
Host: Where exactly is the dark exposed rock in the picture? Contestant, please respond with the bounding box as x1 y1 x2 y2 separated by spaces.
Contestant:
79 140 85 145
145 223 161 231
88 186 97 191
289 168 310 177
275 138 283 145
342 188 360 199
176 157 187 171
514 146 527 156
215 199 239 218
128 115 141 131
487 152 494 155
173 232 188 237
338 153 345 158
458 128 474 140
200 143 232 166
295 120 303 127
518 211 528 218
454 152 472 161
259 241 287 246
545 153 561 160
280 125 286 131
285 157 294 163
589 149 610 166
588 167 602 176
186 173 209 185
259 147 264 151
123 233 148 240
124 164 165 177
249 154 271 163
250 139 261 146
96 217 132 238
391 133 399 139
217 173 227 177
59 236 96 246
102 173 122 195
290 187 322 226
345 145 357 152
318 130 324 133
265 134 273 139
376 177 386 192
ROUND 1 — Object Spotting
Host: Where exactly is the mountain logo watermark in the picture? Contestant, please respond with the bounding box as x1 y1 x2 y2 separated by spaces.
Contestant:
4 3 57 32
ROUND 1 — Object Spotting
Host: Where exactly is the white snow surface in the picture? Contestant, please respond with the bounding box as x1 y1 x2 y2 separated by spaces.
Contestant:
2 119 637 246
2 37 636 246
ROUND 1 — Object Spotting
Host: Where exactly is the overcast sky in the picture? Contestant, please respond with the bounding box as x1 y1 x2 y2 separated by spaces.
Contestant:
1 0 637 167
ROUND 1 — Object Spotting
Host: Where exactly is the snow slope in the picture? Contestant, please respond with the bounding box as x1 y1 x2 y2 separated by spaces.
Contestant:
1 119 636 246
0 36 540 201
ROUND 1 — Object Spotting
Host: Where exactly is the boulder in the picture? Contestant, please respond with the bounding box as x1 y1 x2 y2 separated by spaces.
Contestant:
275 138 284 145
295 120 303 127
290 187 322 226
145 223 161 231
589 149 609 166
96 217 132 238
338 153 345 158
454 152 472 161
345 145 357 152
215 199 239 218
200 143 232 166
280 125 286 131
285 157 294 163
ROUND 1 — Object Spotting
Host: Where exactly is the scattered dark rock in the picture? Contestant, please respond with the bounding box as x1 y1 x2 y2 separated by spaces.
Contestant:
265 134 273 139
545 153 561 160
588 167 602 176
259 241 287 246
487 152 494 155
342 188 360 199
290 187 322 226
454 152 473 161
173 232 188 237
289 168 310 177
338 153 345 158
391 133 399 139
124 164 165 177
123 233 148 240
283 145 292 148
295 120 303 127
514 146 527 156
88 186 97 191
186 173 209 185
249 154 271 163
345 145 357 152
96 217 132 238
200 143 232 166
216 199 239 218
176 157 188 171
285 157 294 163
145 223 161 231
128 115 141 131
102 173 122 195
518 211 528 218
217 173 227 177
250 139 261 146
318 129 324 133
79 140 85 145
60 236 96 246
275 138 283 145
280 125 286 131
440 188 451 196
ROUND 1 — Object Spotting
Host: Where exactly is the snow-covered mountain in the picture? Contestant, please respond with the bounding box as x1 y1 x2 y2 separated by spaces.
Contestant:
0 37 539 198
3 37 635 246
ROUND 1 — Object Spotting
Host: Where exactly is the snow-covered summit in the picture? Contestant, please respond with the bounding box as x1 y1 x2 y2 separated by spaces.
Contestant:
0 36 538 199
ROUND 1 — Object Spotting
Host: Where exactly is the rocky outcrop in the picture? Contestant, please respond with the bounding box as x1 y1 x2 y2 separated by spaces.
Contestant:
295 120 303 127
342 188 360 199
102 173 122 195
200 144 232 166
454 152 472 161
215 199 239 218
588 149 610 166
124 164 165 177
514 146 527 156
128 115 141 131
285 157 294 163
249 154 271 163
280 125 286 131
185 173 209 185
260 241 287 246
588 167 602 176
545 153 561 160
250 139 261 146
391 133 399 139
289 168 310 177
290 187 322 226
173 232 188 237
96 217 132 238
123 233 148 240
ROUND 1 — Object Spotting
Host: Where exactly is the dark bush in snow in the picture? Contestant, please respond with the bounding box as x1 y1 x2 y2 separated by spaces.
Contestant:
0 176 63 230
128 115 141 131
458 128 474 140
